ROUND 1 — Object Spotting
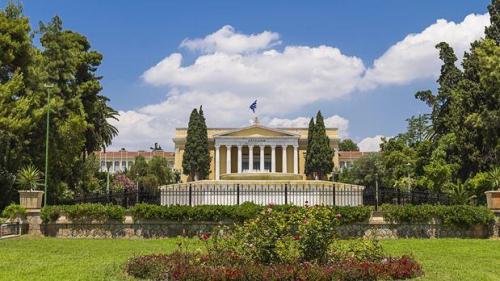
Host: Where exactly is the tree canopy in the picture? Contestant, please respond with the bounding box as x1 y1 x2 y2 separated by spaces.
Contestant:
0 3 118 207
305 111 334 180
182 107 211 181
338 139 359 151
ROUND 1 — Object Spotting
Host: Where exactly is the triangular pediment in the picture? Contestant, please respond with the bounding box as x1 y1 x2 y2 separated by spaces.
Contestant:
215 125 298 137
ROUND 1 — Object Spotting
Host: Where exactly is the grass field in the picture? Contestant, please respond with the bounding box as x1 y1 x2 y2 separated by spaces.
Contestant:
0 237 499 281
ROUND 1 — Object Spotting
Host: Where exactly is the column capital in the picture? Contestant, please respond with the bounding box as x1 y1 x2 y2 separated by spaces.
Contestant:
215 144 221 149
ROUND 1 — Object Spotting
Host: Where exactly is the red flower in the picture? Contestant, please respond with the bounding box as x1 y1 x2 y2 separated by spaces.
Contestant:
293 234 300 240
199 233 211 241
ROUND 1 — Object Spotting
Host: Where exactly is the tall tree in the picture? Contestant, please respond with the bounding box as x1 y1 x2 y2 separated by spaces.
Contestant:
307 111 333 180
0 4 118 205
414 0 500 182
182 108 200 180
485 0 500 44
304 117 315 177
0 3 40 209
196 106 211 180
338 139 359 151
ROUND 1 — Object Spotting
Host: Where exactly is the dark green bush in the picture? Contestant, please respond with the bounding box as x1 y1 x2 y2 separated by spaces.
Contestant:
41 205 64 223
1 204 27 219
130 202 263 222
129 203 371 224
41 204 125 223
380 204 495 227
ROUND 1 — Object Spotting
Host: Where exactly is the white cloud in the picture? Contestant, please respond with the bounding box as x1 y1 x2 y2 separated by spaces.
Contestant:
267 115 349 138
361 13 489 89
180 25 281 54
110 13 489 150
142 46 365 110
358 135 387 152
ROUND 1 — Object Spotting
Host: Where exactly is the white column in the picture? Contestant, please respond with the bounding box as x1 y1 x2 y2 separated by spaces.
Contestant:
226 145 232 174
282 145 287 173
215 145 220 180
271 145 276 173
260 145 265 171
293 145 298 174
237 145 242 173
248 145 254 172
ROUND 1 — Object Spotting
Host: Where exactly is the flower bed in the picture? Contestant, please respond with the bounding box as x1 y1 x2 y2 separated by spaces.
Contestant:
126 252 422 281
125 205 423 280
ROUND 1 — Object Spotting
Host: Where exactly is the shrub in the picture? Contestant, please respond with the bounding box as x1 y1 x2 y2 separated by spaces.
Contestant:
65 204 125 222
439 205 494 228
381 204 495 227
212 205 343 264
41 204 125 223
1 204 27 219
40 205 64 223
329 239 385 263
130 202 263 222
126 205 423 280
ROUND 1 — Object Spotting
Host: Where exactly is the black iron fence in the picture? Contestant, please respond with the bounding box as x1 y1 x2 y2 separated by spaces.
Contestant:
57 184 450 208
0 222 24 238
57 189 160 208
363 186 450 206
160 183 364 207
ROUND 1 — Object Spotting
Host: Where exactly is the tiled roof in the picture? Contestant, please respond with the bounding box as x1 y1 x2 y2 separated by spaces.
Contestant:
338 151 375 160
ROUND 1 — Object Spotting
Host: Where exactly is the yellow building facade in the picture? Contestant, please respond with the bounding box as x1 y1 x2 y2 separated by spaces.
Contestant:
173 122 339 182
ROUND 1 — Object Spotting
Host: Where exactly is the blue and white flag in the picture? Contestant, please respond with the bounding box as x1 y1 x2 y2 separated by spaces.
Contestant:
249 100 257 113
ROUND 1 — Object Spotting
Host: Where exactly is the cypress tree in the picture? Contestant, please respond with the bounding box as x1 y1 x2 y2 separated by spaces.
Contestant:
197 106 211 180
304 117 315 178
182 108 200 180
308 111 334 180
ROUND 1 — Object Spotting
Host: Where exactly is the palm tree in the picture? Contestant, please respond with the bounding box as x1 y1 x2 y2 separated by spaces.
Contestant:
447 182 476 205
83 96 118 155
488 167 500 190
16 165 42 191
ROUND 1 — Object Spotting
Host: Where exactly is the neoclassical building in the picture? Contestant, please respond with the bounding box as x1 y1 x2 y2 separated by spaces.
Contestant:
173 120 340 182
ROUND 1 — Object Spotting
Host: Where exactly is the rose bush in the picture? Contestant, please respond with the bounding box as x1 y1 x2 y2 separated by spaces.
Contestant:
126 205 423 280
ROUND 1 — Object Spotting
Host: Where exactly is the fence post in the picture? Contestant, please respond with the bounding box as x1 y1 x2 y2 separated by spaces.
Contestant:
236 183 240 205
188 184 192 206
332 183 336 206
284 183 288 205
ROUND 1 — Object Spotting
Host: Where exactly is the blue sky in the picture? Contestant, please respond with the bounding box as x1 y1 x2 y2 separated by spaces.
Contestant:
7 0 491 151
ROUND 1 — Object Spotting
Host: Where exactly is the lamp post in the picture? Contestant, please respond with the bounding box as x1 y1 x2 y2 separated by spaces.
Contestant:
375 173 379 211
43 84 54 206
106 162 112 202
136 173 139 204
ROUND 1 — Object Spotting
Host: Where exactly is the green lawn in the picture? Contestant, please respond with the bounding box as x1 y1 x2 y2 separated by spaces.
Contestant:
0 237 499 281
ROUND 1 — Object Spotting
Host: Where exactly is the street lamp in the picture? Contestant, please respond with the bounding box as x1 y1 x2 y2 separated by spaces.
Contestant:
43 83 54 206
136 173 140 204
375 173 379 211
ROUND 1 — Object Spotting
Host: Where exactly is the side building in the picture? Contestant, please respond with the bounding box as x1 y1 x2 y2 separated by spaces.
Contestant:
95 150 175 174
338 151 375 172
